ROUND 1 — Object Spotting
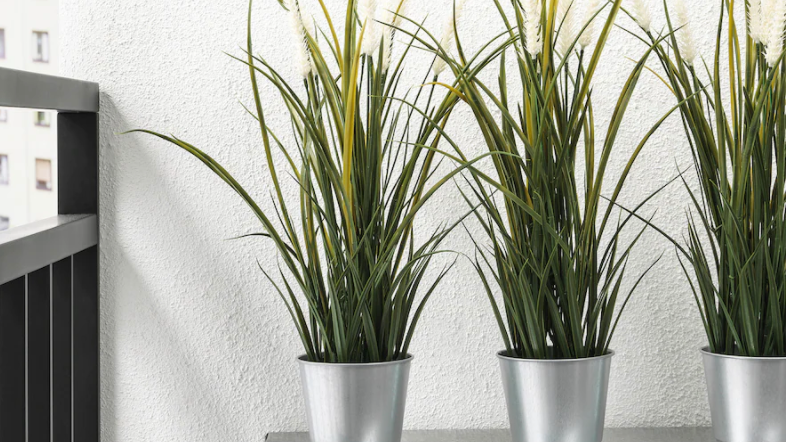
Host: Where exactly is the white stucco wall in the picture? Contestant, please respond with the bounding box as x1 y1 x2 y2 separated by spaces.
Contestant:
60 0 725 440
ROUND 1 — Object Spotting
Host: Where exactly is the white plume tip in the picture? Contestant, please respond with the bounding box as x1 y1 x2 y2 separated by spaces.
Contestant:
748 0 764 43
288 0 316 78
432 0 466 76
765 0 786 66
557 0 578 56
579 0 602 49
522 0 542 56
631 0 652 33
359 0 383 56
673 0 697 66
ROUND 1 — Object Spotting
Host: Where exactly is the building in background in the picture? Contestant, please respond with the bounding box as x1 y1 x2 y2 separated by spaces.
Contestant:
0 0 58 230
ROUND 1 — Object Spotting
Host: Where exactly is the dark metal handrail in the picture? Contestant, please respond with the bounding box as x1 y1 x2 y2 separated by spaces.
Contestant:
0 214 97 285
0 67 98 112
0 66 100 442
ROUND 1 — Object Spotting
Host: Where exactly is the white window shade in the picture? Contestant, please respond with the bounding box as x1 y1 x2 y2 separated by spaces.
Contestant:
35 158 52 190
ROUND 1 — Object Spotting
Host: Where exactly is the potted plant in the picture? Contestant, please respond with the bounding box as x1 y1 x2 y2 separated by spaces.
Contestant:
630 0 786 441
130 0 468 441
405 0 676 440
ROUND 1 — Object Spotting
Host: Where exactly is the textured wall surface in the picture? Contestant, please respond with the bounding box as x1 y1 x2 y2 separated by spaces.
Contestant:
60 0 726 440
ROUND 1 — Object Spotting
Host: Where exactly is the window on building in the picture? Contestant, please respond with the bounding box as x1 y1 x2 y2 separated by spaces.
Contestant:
0 216 9 231
35 158 52 191
0 29 6 59
0 154 8 185
34 111 51 127
0 109 7 122
32 31 49 63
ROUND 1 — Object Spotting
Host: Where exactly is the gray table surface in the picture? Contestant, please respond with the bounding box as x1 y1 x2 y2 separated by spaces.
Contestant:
267 428 714 441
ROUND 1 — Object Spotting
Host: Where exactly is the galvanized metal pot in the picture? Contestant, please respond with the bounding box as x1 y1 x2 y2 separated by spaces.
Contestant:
297 355 412 442
498 350 614 442
701 347 786 442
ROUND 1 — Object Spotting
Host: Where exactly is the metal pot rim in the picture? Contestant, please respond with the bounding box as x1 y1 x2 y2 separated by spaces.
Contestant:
496 349 615 363
700 346 786 361
296 354 414 367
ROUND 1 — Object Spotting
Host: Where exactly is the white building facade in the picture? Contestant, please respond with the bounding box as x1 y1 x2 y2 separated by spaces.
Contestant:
0 0 58 230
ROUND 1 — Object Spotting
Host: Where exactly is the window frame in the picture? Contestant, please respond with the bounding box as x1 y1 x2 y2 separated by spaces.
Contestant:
31 31 50 63
0 154 8 185
33 111 50 127
34 158 52 191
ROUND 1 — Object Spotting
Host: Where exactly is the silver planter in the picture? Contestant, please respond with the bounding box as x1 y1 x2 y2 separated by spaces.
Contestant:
701 347 786 442
297 355 412 442
498 350 614 442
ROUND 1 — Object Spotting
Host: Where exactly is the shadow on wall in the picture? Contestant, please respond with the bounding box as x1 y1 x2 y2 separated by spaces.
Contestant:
98 93 302 441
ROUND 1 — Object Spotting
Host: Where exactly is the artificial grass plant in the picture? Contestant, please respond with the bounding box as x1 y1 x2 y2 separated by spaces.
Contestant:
628 0 786 356
408 0 684 359
131 0 472 363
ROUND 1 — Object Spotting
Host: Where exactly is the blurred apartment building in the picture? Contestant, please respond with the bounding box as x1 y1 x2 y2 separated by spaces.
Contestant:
0 0 58 230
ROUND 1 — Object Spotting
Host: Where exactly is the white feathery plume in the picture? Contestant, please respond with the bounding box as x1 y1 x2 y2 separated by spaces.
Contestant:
578 0 601 49
431 54 448 77
383 0 408 27
522 0 543 55
762 0 776 44
673 0 697 66
765 0 786 66
357 0 377 22
381 31 395 71
557 0 578 56
379 0 407 71
630 0 652 33
302 4 316 38
748 0 765 43
288 0 316 78
432 0 466 76
359 0 383 56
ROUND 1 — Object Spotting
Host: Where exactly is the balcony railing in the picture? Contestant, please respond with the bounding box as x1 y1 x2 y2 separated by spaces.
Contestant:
0 67 99 442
